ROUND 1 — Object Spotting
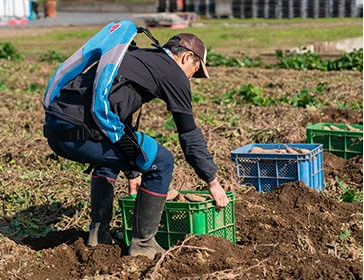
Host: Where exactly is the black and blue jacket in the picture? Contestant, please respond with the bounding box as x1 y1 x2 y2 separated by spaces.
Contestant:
43 21 217 182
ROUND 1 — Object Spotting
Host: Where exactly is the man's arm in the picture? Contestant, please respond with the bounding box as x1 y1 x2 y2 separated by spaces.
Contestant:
173 112 228 208
173 112 216 181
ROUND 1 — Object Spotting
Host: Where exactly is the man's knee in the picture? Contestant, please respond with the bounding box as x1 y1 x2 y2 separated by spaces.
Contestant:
156 146 174 172
141 146 174 195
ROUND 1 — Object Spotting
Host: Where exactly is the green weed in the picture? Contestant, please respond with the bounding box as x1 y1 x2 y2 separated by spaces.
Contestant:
192 93 208 103
39 50 66 63
339 229 352 240
237 84 277 106
154 132 179 147
274 49 325 70
336 177 363 203
162 115 176 130
27 83 41 95
143 119 178 146
274 49 363 71
282 84 329 108
328 48 363 71
0 42 23 61
0 81 7 90
142 127 158 137
199 113 218 125
218 83 329 108
207 49 262 67
337 101 363 110
206 47 362 71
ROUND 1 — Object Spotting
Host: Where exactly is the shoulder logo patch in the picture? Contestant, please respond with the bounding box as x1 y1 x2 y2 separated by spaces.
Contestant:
110 23 121 33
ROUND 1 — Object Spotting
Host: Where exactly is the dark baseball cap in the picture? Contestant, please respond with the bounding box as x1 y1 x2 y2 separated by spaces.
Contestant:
175 33 209 78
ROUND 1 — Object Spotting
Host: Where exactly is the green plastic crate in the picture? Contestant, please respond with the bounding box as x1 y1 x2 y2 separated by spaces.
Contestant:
306 123 363 159
118 190 236 249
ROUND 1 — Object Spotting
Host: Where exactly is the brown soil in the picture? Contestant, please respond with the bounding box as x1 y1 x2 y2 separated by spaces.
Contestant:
1 171 362 280
0 26 362 280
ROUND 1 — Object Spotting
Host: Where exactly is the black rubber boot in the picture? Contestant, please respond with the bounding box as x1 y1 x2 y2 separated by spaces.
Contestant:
128 189 166 259
87 176 114 247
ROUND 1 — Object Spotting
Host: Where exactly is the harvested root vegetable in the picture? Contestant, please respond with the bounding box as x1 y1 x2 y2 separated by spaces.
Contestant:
261 149 282 153
166 189 179 201
250 146 309 154
274 149 287 154
184 193 207 202
298 148 311 154
284 145 299 154
167 190 212 202
175 193 187 202
250 147 265 153
320 124 362 132
345 124 362 132
250 147 284 154
329 125 341 131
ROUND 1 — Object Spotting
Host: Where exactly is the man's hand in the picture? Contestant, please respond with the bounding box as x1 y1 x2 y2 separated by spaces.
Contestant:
128 176 141 195
207 178 229 209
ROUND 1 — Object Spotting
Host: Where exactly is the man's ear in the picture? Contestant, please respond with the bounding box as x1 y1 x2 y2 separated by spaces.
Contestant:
181 51 194 65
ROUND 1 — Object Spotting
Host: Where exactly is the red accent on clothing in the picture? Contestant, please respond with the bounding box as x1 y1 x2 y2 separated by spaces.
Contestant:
139 187 167 197
92 175 116 182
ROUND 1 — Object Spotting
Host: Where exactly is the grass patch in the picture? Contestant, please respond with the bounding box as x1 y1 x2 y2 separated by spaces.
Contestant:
7 18 363 59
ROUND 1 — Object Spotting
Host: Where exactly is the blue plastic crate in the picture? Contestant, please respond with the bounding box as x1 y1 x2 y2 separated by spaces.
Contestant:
230 143 324 192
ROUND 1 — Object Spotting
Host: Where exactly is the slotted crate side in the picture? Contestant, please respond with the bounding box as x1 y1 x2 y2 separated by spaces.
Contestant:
231 143 324 192
118 190 236 249
306 123 363 159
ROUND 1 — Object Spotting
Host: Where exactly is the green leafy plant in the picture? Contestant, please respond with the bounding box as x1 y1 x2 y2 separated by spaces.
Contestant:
282 84 328 108
218 83 328 108
339 229 351 240
207 49 243 67
328 48 363 71
154 132 178 147
241 55 263 68
192 93 207 103
273 49 363 71
207 49 262 68
199 113 218 125
217 84 277 106
27 83 43 95
337 100 363 110
39 50 65 63
162 115 176 130
0 42 23 61
274 50 325 70
336 177 363 203
238 84 277 106
351 101 363 110
0 81 7 90
143 127 158 137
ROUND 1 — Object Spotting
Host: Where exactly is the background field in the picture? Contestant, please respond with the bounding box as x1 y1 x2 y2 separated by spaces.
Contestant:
2 18 362 58
0 17 362 279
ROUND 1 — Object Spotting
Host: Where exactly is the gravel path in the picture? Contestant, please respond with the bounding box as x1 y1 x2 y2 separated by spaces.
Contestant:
27 12 142 27
0 11 148 39
0 11 144 29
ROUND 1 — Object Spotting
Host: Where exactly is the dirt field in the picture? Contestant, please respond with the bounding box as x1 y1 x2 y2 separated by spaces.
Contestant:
0 25 362 279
